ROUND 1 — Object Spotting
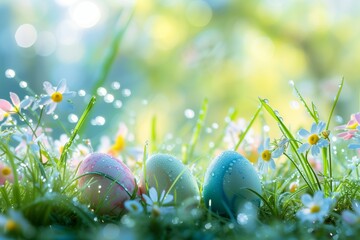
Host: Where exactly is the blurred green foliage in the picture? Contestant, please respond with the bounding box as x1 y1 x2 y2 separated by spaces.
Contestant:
1 0 360 143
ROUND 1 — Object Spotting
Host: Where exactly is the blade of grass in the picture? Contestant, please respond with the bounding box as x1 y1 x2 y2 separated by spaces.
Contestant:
234 105 262 151
60 97 96 180
184 98 208 164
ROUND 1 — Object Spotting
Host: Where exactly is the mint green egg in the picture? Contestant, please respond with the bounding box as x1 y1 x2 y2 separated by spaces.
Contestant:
203 151 262 217
141 154 200 205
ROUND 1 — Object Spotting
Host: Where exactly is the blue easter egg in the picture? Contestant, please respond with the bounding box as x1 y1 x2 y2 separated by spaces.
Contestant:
203 151 262 216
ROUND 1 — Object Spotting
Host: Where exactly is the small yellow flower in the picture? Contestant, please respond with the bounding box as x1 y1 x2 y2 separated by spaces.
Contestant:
1 166 11 176
51 92 63 103
5 219 18 232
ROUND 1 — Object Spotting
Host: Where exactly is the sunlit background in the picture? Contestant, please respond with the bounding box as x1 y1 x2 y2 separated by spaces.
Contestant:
1 0 360 147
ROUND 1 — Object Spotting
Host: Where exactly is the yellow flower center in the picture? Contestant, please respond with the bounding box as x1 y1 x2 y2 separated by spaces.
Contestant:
347 121 358 130
51 92 63 103
261 150 272 162
5 219 17 232
110 135 126 154
131 204 139 211
308 134 319 145
1 167 11 176
310 205 320 213
4 112 10 118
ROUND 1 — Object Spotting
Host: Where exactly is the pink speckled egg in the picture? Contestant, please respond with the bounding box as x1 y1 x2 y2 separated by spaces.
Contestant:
77 153 136 215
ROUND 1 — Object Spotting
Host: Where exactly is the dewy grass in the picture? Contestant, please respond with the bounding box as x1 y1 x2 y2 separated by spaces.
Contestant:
2 76 360 239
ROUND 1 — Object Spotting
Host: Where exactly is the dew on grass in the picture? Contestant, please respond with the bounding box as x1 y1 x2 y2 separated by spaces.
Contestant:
104 94 114 103
204 222 212 229
111 81 121 90
68 114 78 123
19 81 28 88
289 80 295 86
184 109 195 119
97 87 107 96
335 115 343 124
263 125 270 132
290 100 300 109
78 89 86 97
5 69 16 78
113 100 123 108
122 89 131 97
91 116 106 126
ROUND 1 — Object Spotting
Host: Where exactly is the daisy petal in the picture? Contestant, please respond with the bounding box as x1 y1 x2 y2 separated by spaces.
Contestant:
46 102 57 114
269 159 276 169
0 99 12 112
313 191 323 202
142 194 153 205
43 81 55 95
342 211 358 224
349 144 360 150
272 147 283 158
311 145 320 156
56 79 67 93
298 143 310 153
149 187 158 203
301 194 312 206
298 129 310 138
20 97 33 109
317 121 326 133
38 96 52 106
264 138 270 149
355 113 360 124
310 123 317 134
163 194 173 204
62 91 76 99
10 92 20 107
317 139 329 148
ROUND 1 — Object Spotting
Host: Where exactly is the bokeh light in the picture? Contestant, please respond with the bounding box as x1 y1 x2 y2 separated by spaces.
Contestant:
15 24 37 48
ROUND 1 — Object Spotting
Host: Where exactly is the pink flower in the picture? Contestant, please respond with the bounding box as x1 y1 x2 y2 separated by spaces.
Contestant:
335 113 360 140
0 92 33 121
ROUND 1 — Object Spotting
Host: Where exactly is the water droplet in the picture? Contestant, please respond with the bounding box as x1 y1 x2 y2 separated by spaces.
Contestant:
104 94 114 103
290 100 300 109
68 114 78 123
91 116 106 126
111 81 121 90
263 125 270 132
97 87 107 96
184 109 195 119
289 80 295 86
78 89 86 97
122 88 131 97
5 69 16 78
113 100 123 108
335 115 343 124
212 123 219 129
263 99 269 104
211 172 215 177
19 81 28 88
53 114 59 120
204 222 212 229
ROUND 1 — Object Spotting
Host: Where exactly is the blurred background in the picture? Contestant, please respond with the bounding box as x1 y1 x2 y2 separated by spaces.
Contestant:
1 0 360 148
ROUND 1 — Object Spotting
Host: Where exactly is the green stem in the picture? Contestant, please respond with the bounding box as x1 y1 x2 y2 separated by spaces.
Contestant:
233 105 262 151
61 97 96 179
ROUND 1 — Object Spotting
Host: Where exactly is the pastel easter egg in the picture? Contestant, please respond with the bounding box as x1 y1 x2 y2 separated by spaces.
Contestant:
77 153 136 215
203 151 262 217
140 154 200 205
